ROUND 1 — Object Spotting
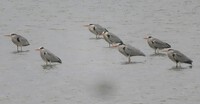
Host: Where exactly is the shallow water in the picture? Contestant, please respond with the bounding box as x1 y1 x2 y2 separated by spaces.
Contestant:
0 0 200 104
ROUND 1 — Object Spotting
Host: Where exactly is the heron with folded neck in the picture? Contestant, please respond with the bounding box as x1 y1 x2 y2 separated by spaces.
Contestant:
35 47 62 65
102 29 124 47
84 24 106 39
5 33 30 52
118 43 145 63
144 36 171 54
162 48 192 67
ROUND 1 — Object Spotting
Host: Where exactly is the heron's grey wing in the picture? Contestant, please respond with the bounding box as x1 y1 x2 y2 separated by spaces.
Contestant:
94 24 106 35
94 24 103 29
45 50 62 63
152 38 170 48
109 33 123 44
124 45 145 56
172 50 192 64
18 35 30 46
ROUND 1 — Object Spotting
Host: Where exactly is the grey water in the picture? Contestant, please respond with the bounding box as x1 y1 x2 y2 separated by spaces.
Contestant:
0 0 200 104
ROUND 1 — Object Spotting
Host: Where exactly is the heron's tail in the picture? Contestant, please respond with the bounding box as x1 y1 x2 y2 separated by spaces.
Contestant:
57 58 62 64
184 60 192 65
165 43 171 48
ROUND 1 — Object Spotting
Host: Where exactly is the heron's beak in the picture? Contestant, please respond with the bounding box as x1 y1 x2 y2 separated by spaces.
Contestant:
83 25 89 27
144 37 148 39
35 49 40 51
4 35 11 37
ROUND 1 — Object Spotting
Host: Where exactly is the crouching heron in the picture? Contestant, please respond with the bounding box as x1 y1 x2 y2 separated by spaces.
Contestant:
84 24 106 39
36 47 62 65
144 36 171 54
162 48 192 67
5 33 30 52
118 43 145 63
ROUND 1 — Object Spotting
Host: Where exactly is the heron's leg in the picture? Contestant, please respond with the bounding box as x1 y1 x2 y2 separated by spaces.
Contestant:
128 56 131 63
154 49 157 54
157 49 159 53
17 45 19 52
20 46 22 52
97 33 101 39
46 61 48 65
178 62 181 67
96 34 98 39
110 43 113 47
176 62 178 68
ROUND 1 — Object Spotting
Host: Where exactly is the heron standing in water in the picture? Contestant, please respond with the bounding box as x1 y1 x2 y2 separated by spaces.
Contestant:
35 47 62 65
118 43 145 63
144 36 171 54
162 48 192 67
5 33 30 52
84 24 106 39
102 29 124 47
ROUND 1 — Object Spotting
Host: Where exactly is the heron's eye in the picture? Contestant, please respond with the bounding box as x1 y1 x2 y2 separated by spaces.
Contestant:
172 53 175 57
148 36 152 38
123 47 126 50
40 47 44 49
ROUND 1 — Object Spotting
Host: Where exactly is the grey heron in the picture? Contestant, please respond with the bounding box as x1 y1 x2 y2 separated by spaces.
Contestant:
36 47 62 65
102 29 124 47
5 33 30 52
84 24 106 39
118 43 145 63
144 36 171 54
163 48 192 67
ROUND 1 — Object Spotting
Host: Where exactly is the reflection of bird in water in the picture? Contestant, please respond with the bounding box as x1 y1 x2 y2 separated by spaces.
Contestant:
36 47 62 65
163 48 192 67
144 36 171 54
102 29 124 47
118 44 145 63
5 33 30 52
84 24 106 39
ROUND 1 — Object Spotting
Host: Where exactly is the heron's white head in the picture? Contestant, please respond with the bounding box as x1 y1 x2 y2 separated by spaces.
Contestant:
144 35 153 39
35 47 44 51
83 24 94 27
